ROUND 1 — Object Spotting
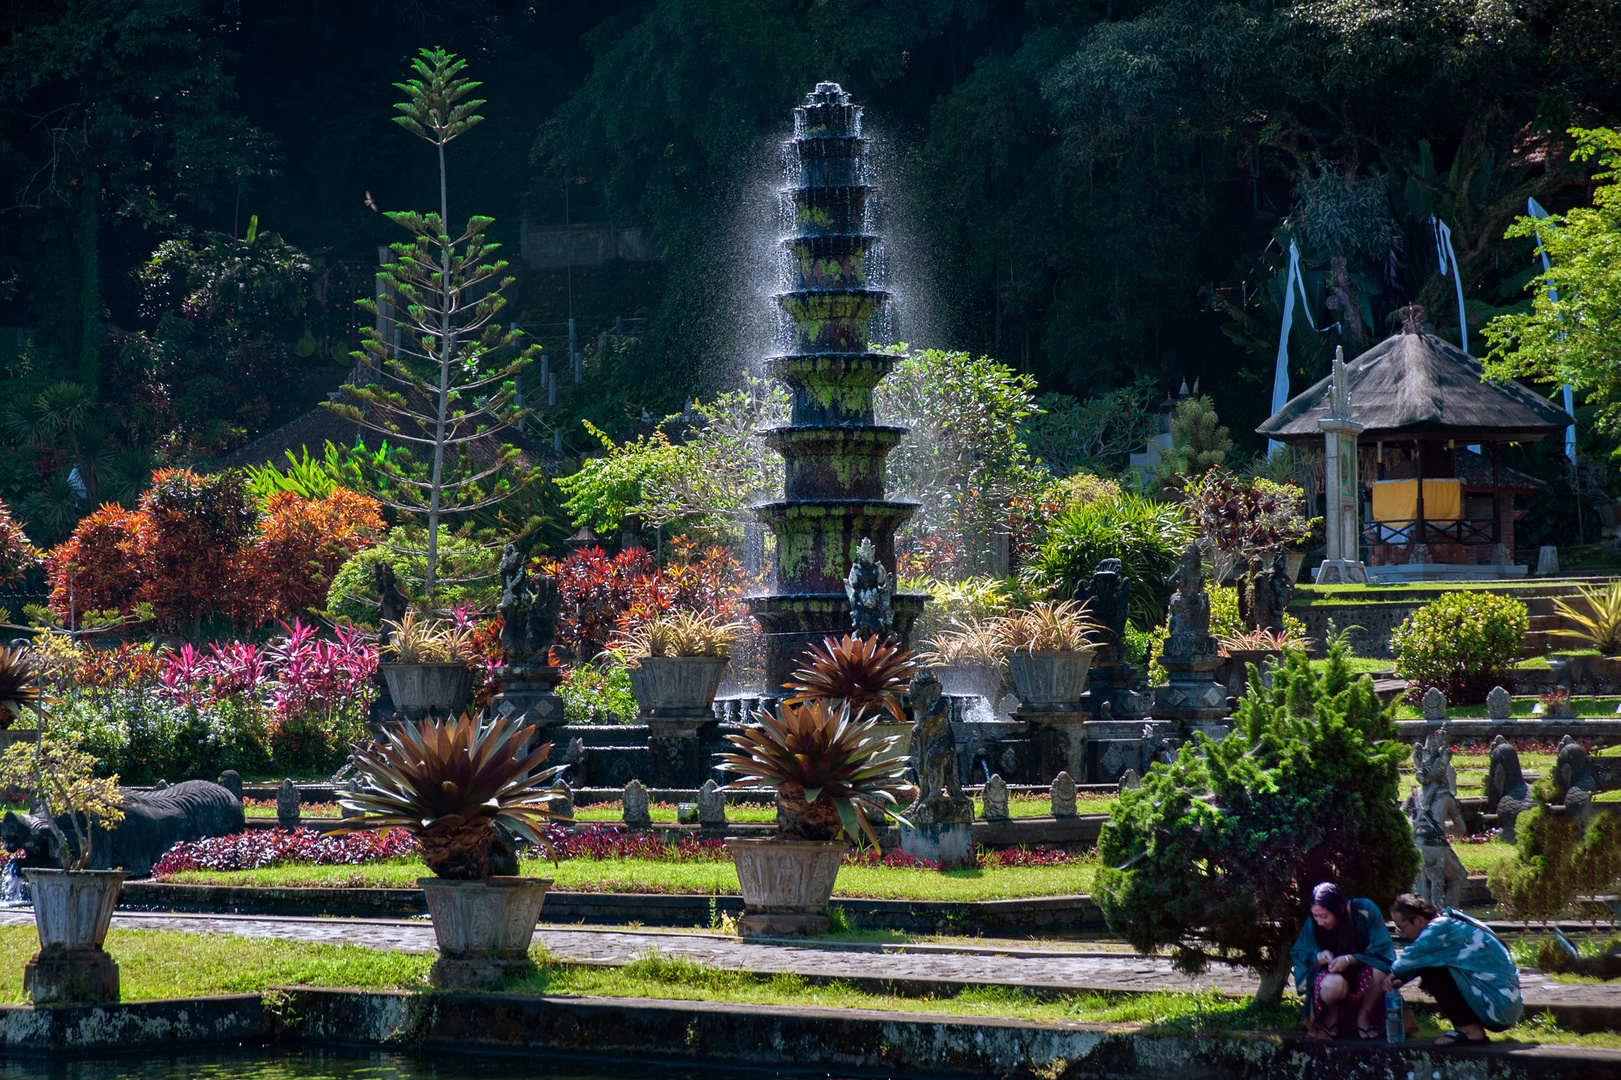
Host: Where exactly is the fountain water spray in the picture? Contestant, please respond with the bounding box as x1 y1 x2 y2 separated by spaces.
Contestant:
750 83 926 691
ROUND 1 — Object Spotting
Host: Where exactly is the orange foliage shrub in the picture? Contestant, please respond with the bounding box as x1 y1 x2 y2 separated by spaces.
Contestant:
46 505 150 622
45 469 381 633
0 499 40 589
239 489 384 622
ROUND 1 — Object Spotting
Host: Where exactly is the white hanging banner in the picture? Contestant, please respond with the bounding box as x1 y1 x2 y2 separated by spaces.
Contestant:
1527 197 1575 461
1269 241 1318 457
1431 216 1468 355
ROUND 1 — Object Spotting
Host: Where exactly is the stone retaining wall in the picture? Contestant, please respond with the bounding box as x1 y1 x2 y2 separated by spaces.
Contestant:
1292 602 1424 658
7 990 1610 1078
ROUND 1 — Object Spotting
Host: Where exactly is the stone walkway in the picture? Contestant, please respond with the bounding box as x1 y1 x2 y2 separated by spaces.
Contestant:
1 909 1618 1013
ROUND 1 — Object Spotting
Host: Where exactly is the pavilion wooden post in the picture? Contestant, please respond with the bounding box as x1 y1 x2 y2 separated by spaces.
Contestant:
1315 347 1368 584
1411 440 1431 564
1491 442 1502 544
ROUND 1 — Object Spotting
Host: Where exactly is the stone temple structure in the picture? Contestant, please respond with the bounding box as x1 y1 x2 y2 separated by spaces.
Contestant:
749 83 926 691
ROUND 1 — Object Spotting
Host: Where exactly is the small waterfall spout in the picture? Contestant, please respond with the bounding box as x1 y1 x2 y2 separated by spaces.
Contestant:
0 860 29 906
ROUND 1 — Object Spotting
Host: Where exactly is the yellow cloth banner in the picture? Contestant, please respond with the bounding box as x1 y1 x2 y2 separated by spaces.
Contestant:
1371 479 1461 523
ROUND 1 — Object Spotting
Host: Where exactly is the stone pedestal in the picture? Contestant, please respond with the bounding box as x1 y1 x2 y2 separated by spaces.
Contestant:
1083 719 1178 784
1079 660 1144 719
489 664 566 734
1020 712 1087 783
899 821 974 866
645 709 721 788
900 791 974 866
24 947 119 1005
1152 656 1229 731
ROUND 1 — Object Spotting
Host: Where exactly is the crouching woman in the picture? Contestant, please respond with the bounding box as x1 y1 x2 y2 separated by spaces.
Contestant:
1388 893 1523 1045
1290 882 1395 1039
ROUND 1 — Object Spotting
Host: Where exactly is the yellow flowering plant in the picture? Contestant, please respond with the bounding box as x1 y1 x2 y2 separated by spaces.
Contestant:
1390 591 1528 704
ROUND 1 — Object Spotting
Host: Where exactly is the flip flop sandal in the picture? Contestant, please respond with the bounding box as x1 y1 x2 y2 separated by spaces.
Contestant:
1358 1023 1383 1041
1436 1030 1488 1045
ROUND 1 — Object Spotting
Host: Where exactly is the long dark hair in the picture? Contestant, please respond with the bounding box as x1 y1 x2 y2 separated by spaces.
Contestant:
1309 882 1361 955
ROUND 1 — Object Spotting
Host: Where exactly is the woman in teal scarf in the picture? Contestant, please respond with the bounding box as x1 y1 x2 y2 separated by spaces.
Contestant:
1289 882 1395 1039
1389 893 1523 1045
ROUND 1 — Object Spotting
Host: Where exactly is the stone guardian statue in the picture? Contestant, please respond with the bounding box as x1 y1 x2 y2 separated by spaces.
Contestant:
845 537 894 640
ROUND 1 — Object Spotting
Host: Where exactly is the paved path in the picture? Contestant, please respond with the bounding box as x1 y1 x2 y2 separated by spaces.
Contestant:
0 910 1615 1012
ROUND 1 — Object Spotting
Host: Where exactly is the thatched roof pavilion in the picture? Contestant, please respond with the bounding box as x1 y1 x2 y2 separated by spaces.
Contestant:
1255 332 1571 445
1257 331 1574 577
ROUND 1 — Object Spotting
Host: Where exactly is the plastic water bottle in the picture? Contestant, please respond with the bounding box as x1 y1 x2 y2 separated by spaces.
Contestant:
1385 987 1406 1043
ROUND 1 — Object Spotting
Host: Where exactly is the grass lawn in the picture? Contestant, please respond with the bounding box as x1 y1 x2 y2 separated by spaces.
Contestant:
1455 839 1518 879
1389 697 1621 718
0 926 1608 1049
0 924 427 1002
164 854 1099 900
1307 657 1391 675
244 799 340 818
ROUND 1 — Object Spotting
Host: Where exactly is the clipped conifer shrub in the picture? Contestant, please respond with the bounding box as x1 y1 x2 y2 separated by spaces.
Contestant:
1096 634 1419 1004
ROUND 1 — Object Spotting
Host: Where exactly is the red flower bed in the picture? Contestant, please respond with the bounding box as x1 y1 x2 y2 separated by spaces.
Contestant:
841 843 1082 871
152 828 418 877
152 822 1088 879
541 823 731 862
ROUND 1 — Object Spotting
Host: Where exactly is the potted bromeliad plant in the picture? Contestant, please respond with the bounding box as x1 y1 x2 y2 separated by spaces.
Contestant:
337 711 569 987
378 612 475 719
0 715 128 1004
717 634 917 937
617 611 747 718
993 600 1099 712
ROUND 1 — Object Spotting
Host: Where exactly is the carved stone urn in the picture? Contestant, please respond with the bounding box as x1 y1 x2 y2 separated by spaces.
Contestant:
379 662 474 720
23 868 126 1004
1006 650 1094 713
628 656 730 715
726 837 847 938
933 663 1003 709
417 875 552 988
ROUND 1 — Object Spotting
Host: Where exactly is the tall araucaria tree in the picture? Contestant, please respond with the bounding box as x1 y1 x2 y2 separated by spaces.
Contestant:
330 47 537 603
1096 635 1420 1004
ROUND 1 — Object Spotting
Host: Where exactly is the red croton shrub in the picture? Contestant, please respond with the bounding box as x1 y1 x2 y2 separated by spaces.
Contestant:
539 545 656 660
138 468 259 628
0 499 39 589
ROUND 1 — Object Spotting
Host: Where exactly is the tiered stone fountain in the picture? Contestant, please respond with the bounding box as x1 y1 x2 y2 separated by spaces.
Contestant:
750 83 925 691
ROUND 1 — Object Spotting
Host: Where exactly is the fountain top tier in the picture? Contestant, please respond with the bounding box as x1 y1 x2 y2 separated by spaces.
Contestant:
752 82 924 691
772 83 895 427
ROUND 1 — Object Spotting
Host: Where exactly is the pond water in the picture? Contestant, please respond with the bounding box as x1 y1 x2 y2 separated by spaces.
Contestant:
0 1048 800 1080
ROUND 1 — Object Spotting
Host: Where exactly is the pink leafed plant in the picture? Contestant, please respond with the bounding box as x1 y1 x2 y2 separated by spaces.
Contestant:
152 827 418 877
157 642 210 707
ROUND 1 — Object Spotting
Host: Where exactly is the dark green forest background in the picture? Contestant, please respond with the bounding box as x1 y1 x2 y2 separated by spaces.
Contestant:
3 0 1620 549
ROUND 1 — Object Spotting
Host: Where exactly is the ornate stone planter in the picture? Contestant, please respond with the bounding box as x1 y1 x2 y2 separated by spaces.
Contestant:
869 719 913 758
727 837 846 938
379 662 474 720
628 655 730 714
1007 650 1093 712
23 868 126 1004
418 875 551 988
934 663 1003 706
1215 648 1282 698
